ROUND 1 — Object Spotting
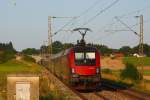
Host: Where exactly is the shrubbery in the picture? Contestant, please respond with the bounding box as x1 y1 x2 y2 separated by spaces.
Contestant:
40 93 53 100
120 63 142 82
22 48 39 55
102 68 112 74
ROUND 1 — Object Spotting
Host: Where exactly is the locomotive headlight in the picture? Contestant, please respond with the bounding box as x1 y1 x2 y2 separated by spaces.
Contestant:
96 68 100 74
72 68 75 73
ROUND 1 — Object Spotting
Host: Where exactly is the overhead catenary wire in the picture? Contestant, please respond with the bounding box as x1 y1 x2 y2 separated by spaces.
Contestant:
80 0 120 27
54 0 104 36
96 5 150 34
81 0 119 27
93 17 150 44
53 0 106 47
131 18 150 28
53 0 150 48
54 0 119 44
115 16 139 36
87 4 150 47
117 5 150 19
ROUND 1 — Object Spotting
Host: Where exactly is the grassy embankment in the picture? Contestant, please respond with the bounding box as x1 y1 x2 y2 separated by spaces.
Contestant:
0 59 66 100
0 59 42 73
0 59 43 99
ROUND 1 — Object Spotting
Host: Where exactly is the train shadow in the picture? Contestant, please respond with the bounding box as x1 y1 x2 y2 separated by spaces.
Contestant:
100 78 134 92
78 79 134 93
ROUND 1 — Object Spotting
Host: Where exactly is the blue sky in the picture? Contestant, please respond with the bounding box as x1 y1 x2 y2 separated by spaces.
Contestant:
0 0 150 51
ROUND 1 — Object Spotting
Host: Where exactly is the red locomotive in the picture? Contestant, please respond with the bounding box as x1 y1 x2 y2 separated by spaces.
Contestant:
44 28 101 89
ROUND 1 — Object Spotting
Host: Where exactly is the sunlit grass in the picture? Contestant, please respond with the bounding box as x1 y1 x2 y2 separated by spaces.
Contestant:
123 57 150 66
0 59 42 73
144 71 150 76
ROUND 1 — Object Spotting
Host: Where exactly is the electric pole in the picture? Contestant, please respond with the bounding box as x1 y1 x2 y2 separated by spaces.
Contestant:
48 16 77 72
114 16 144 56
48 16 55 71
48 16 52 56
139 15 144 56
136 15 144 87
48 16 77 55
107 15 145 86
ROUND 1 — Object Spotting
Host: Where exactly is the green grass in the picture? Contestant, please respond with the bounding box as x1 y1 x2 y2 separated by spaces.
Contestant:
102 69 121 76
0 96 5 100
144 71 150 76
123 57 150 66
0 59 42 73
102 68 150 76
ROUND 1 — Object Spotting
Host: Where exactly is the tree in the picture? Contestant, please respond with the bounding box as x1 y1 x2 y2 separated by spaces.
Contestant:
93 44 113 56
143 44 150 56
119 46 132 56
120 63 142 82
0 42 16 63
133 44 150 56
63 43 74 50
52 41 63 54
22 48 39 55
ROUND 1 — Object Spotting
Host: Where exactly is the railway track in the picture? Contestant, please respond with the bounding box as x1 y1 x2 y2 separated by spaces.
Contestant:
77 84 150 100
60 79 150 100
42 65 150 100
78 89 137 100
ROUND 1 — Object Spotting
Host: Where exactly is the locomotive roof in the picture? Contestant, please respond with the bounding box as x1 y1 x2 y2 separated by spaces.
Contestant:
51 46 97 59
51 48 71 59
73 45 97 52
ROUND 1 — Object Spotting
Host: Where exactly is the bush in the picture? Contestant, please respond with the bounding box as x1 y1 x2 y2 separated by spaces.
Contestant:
102 68 112 74
120 63 142 82
40 93 53 100
22 55 35 62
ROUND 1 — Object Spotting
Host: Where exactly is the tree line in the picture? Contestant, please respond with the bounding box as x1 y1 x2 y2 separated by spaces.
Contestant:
0 41 150 63
0 42 16 63
39 41 150 57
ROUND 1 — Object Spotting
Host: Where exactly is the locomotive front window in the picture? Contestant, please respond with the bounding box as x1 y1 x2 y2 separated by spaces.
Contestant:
86 52 95 59
75 53 84 60
75 52 96 66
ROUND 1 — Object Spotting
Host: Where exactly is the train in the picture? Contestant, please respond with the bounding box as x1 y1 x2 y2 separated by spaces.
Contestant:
41 28 101 90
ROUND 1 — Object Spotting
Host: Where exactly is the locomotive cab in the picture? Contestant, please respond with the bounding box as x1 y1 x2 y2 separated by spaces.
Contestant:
69 46 101 89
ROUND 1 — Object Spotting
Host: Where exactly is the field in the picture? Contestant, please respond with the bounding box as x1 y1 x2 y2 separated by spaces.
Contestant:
101 56 150 92
123 57 150 66
101 56 150 76
144 71 150 76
